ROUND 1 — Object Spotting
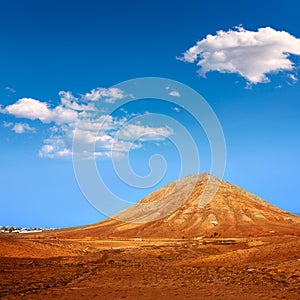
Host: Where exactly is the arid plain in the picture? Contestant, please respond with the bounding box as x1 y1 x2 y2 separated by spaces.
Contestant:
1 174 300 299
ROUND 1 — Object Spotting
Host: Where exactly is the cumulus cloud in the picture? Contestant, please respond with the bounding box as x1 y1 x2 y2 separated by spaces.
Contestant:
3 121 36 134
4 98 51 121
39 144 71 158
82 87 131 103
1 87 174 159
72 118 173 158
12 123 36 134
39 120 172 159
3 98 78 124
179 26 300 84
59 91 96 111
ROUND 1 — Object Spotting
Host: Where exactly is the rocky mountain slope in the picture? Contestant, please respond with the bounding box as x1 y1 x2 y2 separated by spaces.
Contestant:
58 173 300 238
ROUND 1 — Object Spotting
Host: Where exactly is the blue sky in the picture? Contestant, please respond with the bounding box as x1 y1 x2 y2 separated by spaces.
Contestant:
1 0 300 227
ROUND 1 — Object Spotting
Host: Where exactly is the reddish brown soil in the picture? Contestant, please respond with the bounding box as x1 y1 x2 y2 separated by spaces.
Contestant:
2 174 300 299
1 233 300 299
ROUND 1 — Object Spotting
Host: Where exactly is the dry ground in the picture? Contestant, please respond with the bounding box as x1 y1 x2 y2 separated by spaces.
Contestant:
1 233 300 299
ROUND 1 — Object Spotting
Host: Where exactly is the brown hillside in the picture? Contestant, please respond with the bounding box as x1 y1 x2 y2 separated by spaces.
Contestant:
57 173 300 238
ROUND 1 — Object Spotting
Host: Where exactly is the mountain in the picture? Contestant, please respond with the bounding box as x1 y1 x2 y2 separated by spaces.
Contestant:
57 173 300 238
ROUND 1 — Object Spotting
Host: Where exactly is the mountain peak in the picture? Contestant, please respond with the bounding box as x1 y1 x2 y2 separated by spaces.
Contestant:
58 174 300 239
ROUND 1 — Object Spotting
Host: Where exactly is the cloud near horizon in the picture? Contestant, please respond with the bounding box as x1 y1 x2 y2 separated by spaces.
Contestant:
1 88 174 158
179 26 300 84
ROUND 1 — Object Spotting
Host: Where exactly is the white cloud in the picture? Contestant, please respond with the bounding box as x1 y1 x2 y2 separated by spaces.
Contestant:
168 90 181 97
3 98 78 124
4 98 51 121
1 87 174 159
39 145 55 158
3 121 13 128
288 73 298 85
76 115 117 132
117 124 174 141
72 119 172 158
3 121 35 134
82 87 130 103
12 123 36 134
52 105 78 124
40 122 163 159
38 135 72 158
5 86 16 94
166 86 181 97
179 26 300 84
39 145 71 158
42 120 173 159
59 91 96 111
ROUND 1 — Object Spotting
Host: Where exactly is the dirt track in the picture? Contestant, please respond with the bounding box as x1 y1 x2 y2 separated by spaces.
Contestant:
1 234 300 299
